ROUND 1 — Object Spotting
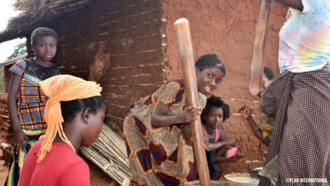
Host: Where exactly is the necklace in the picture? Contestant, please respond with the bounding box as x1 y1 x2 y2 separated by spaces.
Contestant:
202 124 220 143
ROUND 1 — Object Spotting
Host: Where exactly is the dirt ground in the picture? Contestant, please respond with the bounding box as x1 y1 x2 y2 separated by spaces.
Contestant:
0 138 9 185
82 155 119 186
0 138 117 186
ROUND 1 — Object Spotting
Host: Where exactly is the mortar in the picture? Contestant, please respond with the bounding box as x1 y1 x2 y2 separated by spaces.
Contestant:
184 180 236 186
224 173 259 185
248 161 264 179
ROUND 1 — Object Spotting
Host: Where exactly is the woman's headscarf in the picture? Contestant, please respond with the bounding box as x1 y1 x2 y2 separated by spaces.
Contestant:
37 75 101 162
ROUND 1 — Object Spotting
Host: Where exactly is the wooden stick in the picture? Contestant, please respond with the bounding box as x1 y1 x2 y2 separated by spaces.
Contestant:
174 18 211 186
250 0 273 95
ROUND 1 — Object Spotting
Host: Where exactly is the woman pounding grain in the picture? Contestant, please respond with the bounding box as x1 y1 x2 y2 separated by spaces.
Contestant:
124 54 226 186
258 0 330 185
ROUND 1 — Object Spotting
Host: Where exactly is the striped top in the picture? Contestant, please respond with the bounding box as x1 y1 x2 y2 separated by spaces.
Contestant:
10 58 59 136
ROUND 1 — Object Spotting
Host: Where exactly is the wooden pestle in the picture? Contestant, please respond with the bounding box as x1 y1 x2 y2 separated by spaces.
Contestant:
174 18 211 186
250 0 273 95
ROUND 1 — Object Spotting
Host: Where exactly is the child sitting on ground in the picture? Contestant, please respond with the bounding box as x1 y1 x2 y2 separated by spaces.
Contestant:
203 96 246 180
239 67 275 145
19 75 106 186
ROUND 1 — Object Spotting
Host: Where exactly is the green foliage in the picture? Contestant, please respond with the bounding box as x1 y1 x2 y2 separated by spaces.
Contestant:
0 42 25 93
7 41 27 60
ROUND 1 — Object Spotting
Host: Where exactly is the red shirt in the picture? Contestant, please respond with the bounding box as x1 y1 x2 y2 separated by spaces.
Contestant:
19 140 90 186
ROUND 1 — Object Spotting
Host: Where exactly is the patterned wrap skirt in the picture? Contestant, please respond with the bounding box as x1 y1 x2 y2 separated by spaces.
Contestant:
259 65 330 186
124 80 206 186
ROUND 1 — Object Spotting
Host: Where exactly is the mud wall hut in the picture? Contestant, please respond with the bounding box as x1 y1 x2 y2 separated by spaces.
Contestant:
0 0 288 174
161 0 288 174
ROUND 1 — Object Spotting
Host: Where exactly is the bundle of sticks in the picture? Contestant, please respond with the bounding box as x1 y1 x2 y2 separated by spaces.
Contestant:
80 123 131 185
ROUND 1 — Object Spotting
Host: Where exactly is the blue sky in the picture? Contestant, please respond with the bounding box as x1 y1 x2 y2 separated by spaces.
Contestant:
0 0 26 62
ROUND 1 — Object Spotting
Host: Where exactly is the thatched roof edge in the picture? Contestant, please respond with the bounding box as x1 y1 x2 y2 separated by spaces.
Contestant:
0 54 27 67
0 0 95 43
0 0 55 43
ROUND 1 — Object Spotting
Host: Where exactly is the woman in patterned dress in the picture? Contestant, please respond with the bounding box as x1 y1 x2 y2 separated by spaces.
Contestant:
124 54 226 186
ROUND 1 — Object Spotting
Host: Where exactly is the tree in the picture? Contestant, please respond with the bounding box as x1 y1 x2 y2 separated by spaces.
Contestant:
7 41 27 60
0 42 27 93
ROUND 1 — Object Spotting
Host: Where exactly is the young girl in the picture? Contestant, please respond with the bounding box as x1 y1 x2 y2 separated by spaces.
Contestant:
202 96 246 180
124 54 226 185
6 27 60 186
19 75 106 186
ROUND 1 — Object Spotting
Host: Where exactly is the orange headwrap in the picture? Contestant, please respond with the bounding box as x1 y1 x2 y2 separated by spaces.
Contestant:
37 75 101 162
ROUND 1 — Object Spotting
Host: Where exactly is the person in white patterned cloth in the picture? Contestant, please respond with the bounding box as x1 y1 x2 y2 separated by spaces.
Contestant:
258 0 330 185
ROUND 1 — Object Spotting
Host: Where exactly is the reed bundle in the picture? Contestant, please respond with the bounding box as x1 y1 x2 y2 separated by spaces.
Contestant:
80 123 131 185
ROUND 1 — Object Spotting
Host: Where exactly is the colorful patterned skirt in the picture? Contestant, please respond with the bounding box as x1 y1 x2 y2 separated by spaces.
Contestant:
124 114 195 186
4 103 47 186
4 135 41 186
259 65 330 185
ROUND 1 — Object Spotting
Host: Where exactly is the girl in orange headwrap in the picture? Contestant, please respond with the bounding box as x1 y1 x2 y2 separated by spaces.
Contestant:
19 75 106 186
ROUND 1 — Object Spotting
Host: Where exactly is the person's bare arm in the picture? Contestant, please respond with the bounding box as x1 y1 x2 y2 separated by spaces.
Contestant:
246 117 267 145
239 106 267 145
8 73 28 154
216 156 239 163
181 124 192 140
274 0 303 11
215 148 246 163
207 139 236 152
182 124 209 151
151 101 200 127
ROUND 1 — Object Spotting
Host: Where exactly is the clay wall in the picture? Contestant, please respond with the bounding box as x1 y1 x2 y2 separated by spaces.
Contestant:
161 0 287 173
47 0 164 135
0 93 11 143
1 0 288 175
4 66 12 93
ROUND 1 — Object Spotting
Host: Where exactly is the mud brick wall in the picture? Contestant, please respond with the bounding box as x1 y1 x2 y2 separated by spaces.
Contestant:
161 0 287 173
48 0 164 135
4 66 12 93
0 94 12 143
